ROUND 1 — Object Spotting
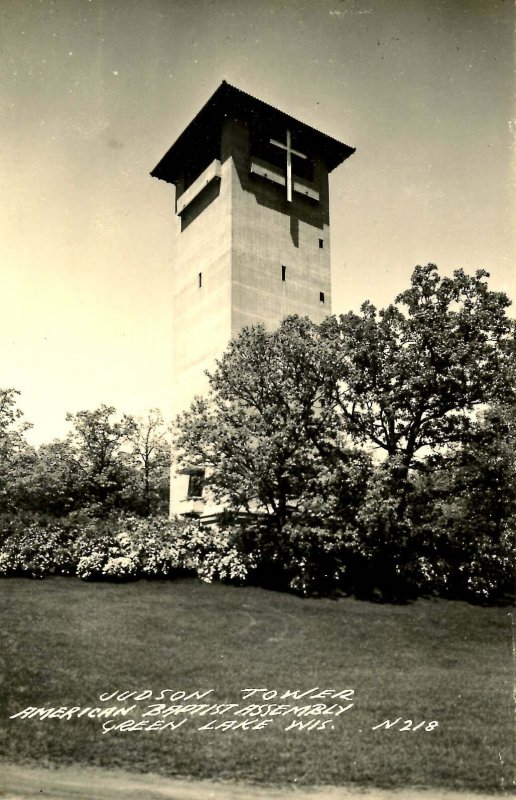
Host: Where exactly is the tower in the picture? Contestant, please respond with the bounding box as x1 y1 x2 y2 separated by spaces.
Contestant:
151 82 355 517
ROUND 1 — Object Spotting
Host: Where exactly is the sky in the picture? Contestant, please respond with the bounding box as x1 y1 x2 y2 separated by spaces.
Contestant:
1 0 514 444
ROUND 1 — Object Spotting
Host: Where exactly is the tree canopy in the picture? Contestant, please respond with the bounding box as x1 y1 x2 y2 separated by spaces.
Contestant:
174 264 516 536
322 264 515 473
0 389 34 513
174 316 369 530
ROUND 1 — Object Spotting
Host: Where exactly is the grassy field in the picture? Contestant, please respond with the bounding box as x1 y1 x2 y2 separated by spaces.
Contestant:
0 577 513 793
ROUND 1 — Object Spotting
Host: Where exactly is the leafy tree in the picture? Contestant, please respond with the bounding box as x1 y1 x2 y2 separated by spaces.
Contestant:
312 265 516 597
419 403 516 601
26 440 86 516
323 264 516 483
6 406 170 518
0 389 34 513
173 266 515 600
449 403 516 537
174 316 363 532
129 409 171 515
65 405 137 512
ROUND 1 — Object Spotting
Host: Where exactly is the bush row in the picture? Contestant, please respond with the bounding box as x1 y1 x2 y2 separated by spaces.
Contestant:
0 510 513 604
230 515 514 604
0 514 252 585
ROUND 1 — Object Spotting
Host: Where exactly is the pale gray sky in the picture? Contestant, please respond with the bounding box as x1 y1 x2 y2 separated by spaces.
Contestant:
1 0 514 443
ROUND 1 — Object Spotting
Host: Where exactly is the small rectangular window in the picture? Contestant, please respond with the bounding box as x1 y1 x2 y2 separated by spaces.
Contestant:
198 272 202 288
319 239 324 249
320 291 325 303
187 470 204 499
281 265 286 282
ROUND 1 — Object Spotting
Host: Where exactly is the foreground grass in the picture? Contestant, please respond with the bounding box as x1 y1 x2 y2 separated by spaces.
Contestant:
0 578 513 793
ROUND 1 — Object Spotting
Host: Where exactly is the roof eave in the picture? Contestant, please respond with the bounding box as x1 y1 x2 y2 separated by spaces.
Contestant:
150 81 356 184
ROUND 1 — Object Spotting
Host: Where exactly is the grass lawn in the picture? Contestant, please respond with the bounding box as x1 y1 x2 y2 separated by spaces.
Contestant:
0 577 513 793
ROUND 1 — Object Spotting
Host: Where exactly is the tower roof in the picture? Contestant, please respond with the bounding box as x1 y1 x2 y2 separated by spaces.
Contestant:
151 81 355 185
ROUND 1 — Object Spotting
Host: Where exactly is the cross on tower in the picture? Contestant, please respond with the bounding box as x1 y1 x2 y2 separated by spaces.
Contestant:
270 129 307 202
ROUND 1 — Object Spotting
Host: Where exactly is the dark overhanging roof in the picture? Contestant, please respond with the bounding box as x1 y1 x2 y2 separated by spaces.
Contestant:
151 81 356 185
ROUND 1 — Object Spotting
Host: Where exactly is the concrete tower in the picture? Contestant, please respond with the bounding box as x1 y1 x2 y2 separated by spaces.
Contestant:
151 82 355 517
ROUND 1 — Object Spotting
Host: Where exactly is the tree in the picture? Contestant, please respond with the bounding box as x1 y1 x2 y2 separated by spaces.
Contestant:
174 316 365 532
0 389 33 513
449 403 516 535
129 409 171 515
172 267 515 600
323 265 516 484
314 265 516 599
26 440 86 516
428 402 516 600
65 405 137 512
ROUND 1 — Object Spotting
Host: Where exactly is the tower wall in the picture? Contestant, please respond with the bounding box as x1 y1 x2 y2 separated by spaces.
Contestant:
171 155 233 417
228 119 332 335
169 155 233 515
169 122 334 515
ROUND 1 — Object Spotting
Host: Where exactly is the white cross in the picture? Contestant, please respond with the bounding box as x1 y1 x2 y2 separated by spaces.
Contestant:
270 129 307 203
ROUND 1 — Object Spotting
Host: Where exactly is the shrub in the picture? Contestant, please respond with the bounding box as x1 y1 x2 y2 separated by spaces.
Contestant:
225 515 350 596
0 513 253 585
0 516 76 578
170 522 253 583
414 500 516 604
73 516 252 584
278 521 349 596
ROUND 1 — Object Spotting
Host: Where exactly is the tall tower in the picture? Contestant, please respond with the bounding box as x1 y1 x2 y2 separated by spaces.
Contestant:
151 82 355 517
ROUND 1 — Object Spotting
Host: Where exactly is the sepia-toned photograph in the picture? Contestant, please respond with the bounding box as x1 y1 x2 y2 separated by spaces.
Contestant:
1 1 514 798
